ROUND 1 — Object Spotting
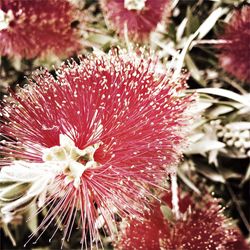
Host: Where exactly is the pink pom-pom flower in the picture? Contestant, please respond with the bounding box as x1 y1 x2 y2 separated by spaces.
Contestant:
0 0 80 59
100 0 170 42
0 49 193 248
217 6 250 83
116 190 249 250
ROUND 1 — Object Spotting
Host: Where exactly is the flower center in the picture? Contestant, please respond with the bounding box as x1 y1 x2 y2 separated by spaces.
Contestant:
42 134 100 188
0 9 14 31
124 0 147 11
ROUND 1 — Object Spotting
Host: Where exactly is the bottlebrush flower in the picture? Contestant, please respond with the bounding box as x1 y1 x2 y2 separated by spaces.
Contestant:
100 0 170 42
116 191 249 250
217 6 250 83
0 49 193 248
0 0 80 59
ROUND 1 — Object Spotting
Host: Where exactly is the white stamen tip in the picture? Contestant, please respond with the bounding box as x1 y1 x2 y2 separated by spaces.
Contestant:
124 0 147 11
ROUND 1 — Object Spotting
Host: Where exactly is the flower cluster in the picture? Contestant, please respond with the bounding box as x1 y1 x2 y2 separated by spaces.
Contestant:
0 49 193 247
212 120 250 157
0 0 80 59
100 0 170 42
116 190 249 250
217 6 250 83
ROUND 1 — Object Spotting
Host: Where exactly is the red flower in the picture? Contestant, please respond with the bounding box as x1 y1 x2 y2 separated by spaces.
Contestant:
100 0 170 42
0 49 193 248
217 6 250 83
0 0 80 59
116 191 249 250
225 230 250 250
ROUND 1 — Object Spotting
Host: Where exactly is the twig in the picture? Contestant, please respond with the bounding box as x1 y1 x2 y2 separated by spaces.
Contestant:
222 76 248 95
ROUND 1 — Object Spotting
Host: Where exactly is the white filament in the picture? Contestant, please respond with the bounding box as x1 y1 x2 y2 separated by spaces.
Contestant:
171 172 180 220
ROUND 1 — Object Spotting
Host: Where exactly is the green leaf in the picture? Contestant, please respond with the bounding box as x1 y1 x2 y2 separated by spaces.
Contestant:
160 205 174 222
220 168 242 180
195 99 213 113
88 33 113 45
0 183 31 202
176 18 187 42
2 223 16 246
167 22 176 42
185 7 200 36
27 203 38 234
189 133 205 143
196 88 250 107
0 180 18 190
196 164 225 183
241 163 250 185
185 54 206 86
177 167 201 195
197 7 229 39
1 195 35 214
208 105 234 117
185 140 225 155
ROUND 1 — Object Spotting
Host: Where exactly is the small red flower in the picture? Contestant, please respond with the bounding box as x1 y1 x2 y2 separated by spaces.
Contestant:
217 6 250 83
225 230 250 250
116 191 249 250
0 0 80 59
100 0 170 42
0 49 193 248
